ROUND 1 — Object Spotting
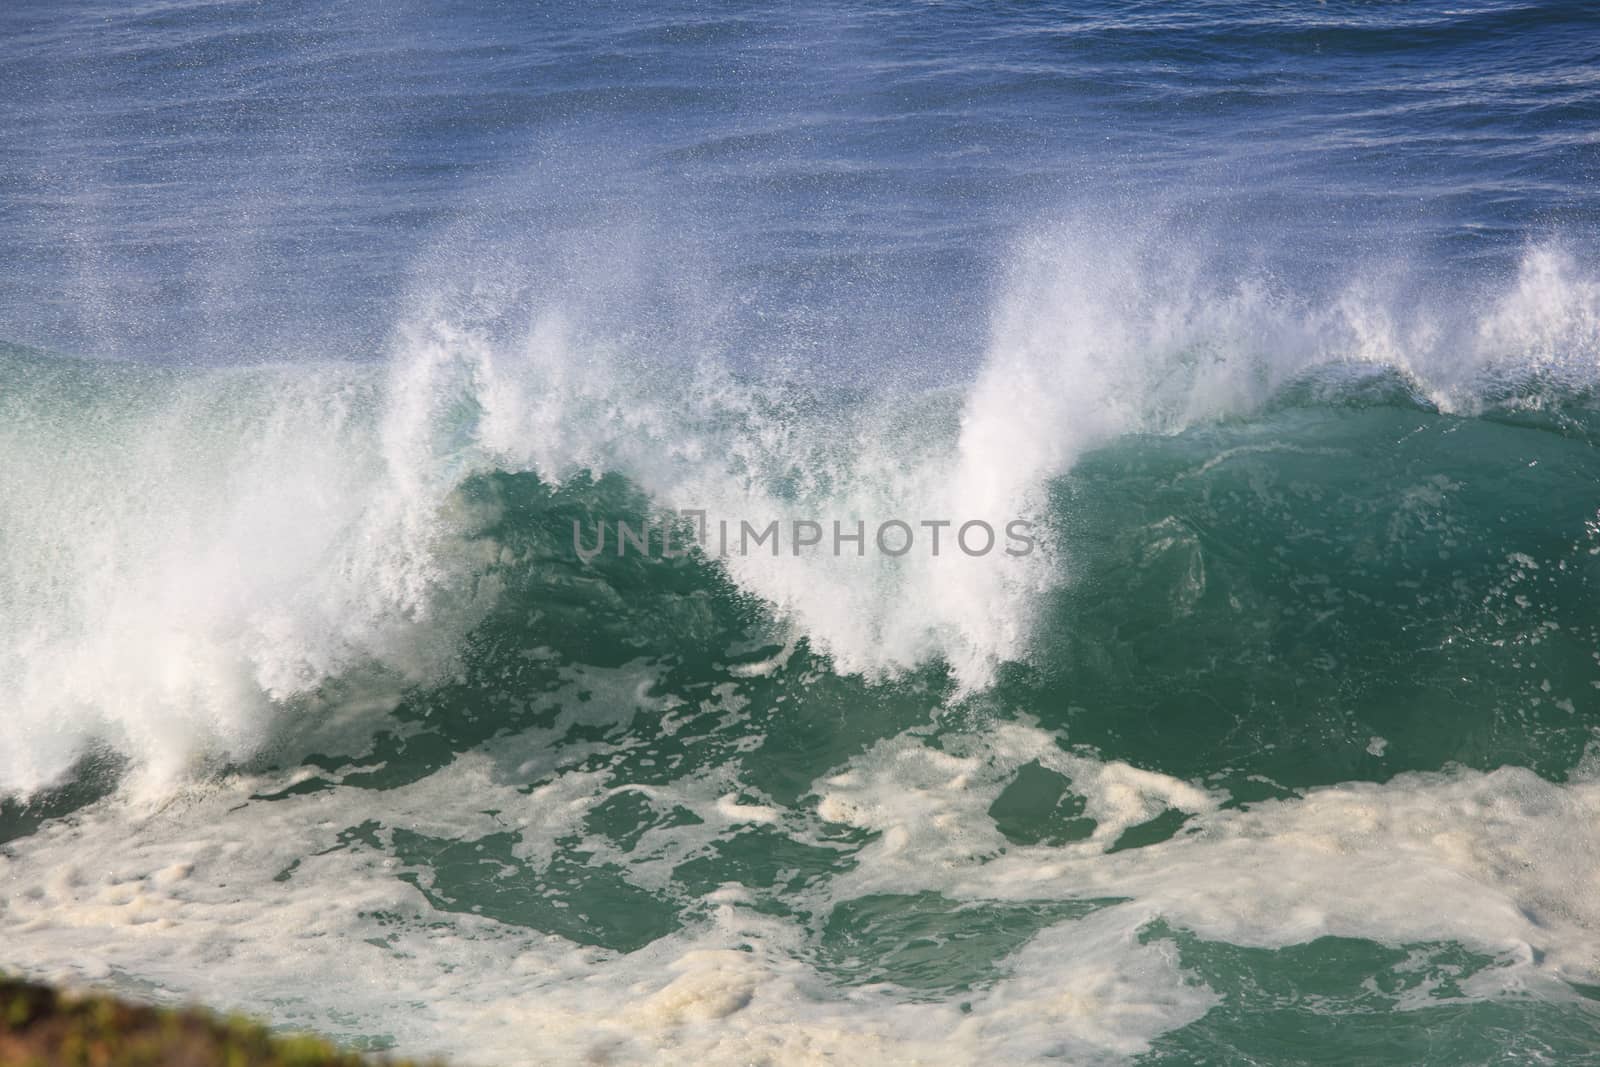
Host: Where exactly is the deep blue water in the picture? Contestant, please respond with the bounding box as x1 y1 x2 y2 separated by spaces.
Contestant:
3 1 1597 367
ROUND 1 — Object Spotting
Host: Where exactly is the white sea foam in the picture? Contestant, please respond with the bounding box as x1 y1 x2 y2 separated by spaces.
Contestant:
3 715 1598 1064
815 721 1600 982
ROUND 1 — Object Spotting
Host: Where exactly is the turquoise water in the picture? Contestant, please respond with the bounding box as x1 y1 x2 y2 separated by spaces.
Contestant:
3 2 1600 1063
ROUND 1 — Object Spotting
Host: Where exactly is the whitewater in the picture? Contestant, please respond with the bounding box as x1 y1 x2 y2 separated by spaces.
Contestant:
4 2 1600 1064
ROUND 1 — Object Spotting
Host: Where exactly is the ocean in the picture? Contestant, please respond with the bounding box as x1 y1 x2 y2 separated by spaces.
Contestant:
3 1 1600 1063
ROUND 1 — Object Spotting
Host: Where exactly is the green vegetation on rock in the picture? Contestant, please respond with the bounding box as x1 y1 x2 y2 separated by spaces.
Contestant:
0 977 435 1067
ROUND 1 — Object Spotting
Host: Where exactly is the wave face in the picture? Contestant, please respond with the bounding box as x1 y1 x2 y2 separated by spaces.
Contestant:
5 1 1600 1064
5 239 1597 795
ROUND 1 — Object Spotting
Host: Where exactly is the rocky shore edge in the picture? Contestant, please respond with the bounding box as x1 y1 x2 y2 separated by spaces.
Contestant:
0 976 435 1067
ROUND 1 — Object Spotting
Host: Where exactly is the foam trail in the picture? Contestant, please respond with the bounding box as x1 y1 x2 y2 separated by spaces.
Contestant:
4 718 1600 1063
817 720 1600 984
